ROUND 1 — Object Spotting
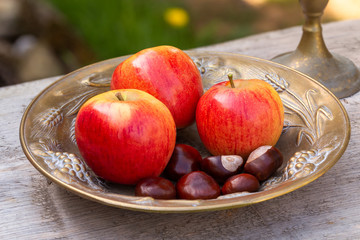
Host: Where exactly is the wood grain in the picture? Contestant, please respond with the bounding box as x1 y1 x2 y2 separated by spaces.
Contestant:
1 19 360 239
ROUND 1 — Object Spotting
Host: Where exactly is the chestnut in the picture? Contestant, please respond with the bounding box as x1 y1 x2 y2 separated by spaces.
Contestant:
135 176 176 199
244 145 283 181
176 171 220 200
222 173 260 195
163 144 202 181
200 155 244 183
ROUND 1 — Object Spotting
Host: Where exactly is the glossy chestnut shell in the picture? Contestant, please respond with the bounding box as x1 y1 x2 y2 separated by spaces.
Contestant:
200 155 243 183
222 173 260 195
135 177 176 199
176 171 220 200
163 144 202 181
244 146 283 181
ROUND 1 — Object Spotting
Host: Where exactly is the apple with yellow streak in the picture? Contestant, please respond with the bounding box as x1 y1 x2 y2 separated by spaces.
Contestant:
196 75 284 158
75 89 176 185
111 45 203 129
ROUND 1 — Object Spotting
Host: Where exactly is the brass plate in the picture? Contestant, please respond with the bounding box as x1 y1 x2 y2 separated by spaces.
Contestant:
20 51 350 213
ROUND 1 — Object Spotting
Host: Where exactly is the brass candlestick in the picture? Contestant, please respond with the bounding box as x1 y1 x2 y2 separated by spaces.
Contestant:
271 0 360 99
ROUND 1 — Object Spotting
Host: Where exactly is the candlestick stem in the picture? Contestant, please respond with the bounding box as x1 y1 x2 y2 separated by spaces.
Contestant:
272 0 360 98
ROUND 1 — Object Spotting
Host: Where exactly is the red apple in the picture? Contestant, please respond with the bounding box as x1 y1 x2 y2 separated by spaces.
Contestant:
111 45 203 129
75 89 176 185
196 75 284 158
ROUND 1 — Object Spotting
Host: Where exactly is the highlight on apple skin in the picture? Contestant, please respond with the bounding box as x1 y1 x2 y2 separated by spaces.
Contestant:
111 45 203 129
195 78 284 159
75 89 177 185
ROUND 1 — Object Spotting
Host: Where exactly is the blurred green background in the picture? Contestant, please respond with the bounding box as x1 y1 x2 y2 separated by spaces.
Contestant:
0 0 355 86
47 0 303 61
48 0 197 60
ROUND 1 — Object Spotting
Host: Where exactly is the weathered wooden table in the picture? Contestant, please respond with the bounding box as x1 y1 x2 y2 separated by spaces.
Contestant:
1 19 360 239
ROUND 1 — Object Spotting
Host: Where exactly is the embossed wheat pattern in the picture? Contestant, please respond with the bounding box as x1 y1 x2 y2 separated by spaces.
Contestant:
265 74 333 146
32 108 63 139
31 74 111 189
31 86 102 139
69 117 77 145
263 73 289 92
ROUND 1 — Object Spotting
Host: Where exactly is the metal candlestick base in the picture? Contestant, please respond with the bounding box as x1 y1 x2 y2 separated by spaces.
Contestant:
272 0 360 99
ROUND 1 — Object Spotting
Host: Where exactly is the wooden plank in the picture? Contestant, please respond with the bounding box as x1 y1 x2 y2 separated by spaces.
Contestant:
198 19 360 65
1 19 360 239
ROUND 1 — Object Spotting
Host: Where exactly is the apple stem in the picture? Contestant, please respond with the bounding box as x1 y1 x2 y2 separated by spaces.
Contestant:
115 92 125 101
228 73 235 88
